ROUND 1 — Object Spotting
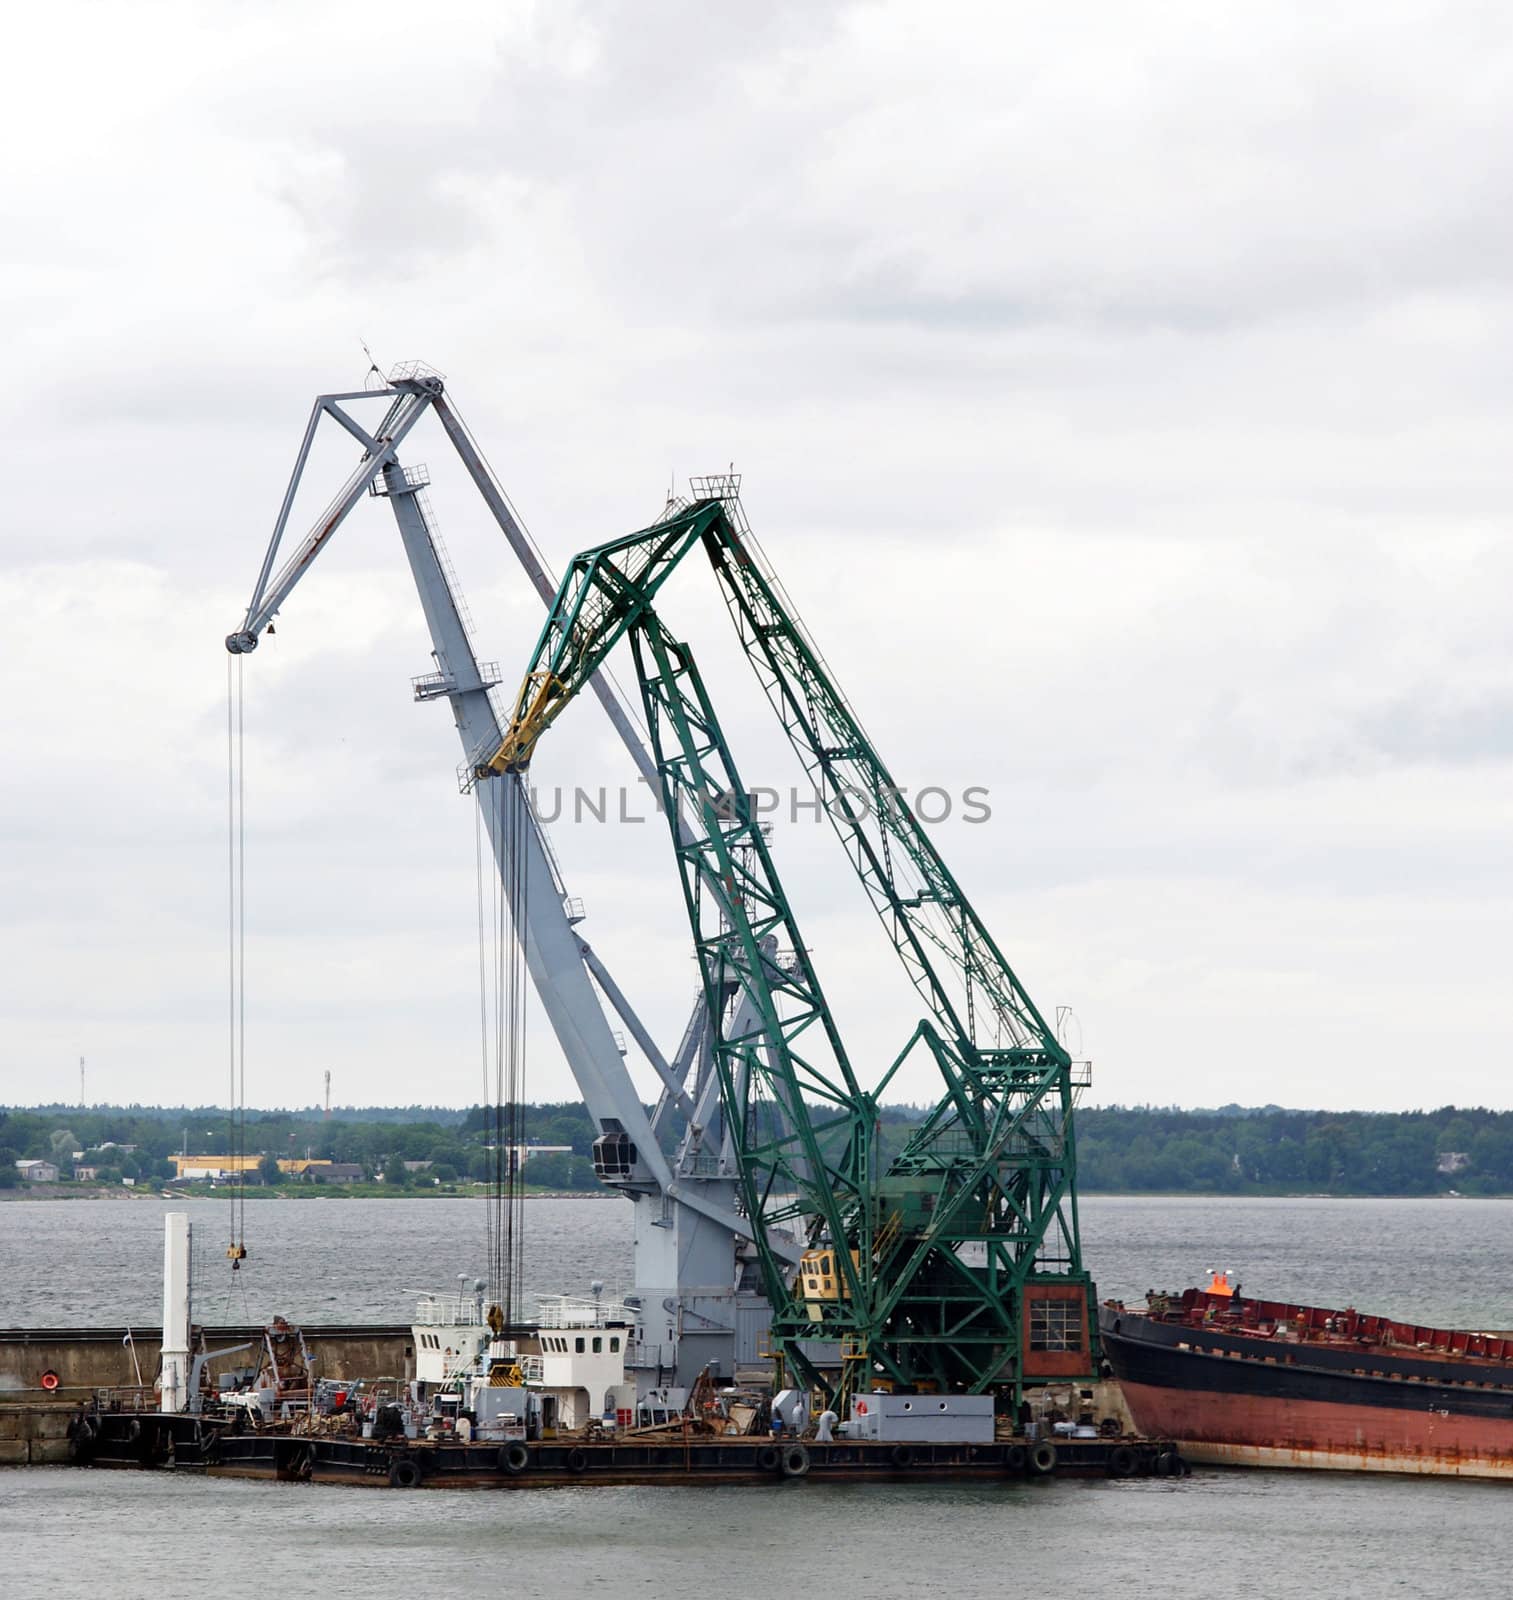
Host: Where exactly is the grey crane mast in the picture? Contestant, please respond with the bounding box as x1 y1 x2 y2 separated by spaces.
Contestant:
226 362 793 1394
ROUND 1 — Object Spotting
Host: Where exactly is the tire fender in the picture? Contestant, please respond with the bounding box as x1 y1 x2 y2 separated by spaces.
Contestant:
1107 1445 1138 1478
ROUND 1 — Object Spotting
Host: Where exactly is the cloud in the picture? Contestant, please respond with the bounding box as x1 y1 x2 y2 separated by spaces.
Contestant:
3 0 1512 1112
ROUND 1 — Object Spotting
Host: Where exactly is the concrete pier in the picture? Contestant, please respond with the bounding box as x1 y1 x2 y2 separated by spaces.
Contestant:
0 1404 74 1465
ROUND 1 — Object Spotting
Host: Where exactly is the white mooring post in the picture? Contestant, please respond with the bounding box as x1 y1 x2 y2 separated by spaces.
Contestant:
160 1212 191 1412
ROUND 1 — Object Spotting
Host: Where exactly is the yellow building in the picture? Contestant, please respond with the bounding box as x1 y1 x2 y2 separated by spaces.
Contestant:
168 1154 333 1179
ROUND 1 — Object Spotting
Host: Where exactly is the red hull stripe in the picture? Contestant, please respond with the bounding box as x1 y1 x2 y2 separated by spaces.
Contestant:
1121 1379 1513 1477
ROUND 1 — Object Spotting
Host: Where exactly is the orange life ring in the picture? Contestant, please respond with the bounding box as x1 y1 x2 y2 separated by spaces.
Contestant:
39 1370 60 1392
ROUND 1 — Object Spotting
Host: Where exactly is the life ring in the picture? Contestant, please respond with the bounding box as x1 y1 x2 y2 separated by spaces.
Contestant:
1030 1441 1057 1476
1004 1443 1028 1474
565 1446 589 1474
756 1444 781 1472
389 1456 422 1489
39 1370 60 1393
1107 1445 1138 1479
499 1441 530 1475
780 1443 810 1479
890 1443 915 1469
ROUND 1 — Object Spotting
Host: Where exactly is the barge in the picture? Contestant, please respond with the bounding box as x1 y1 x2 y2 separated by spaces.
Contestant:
51 1216 1187 1492
1100 1272 1513 1479
69 1408 1183 1487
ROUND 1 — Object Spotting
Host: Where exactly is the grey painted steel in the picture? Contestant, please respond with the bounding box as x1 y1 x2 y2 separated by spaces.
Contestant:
227 383 435 653
226 374 779 1389
576 939 696 1124
380 461 681 1201
430 394 658 789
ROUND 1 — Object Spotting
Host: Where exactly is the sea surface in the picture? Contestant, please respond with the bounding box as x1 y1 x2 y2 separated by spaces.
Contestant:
3 1193 1511 1598
2 1191 1510 1330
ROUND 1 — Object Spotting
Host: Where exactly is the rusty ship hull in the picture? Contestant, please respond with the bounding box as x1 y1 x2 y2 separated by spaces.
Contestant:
1099 1289 1513 1480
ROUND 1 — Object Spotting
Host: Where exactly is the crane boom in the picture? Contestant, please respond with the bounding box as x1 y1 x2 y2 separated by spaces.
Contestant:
488 487 1096 1403
228 368 792 1400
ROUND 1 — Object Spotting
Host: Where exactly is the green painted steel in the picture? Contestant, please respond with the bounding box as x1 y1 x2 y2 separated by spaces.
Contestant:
485 487 1096 1404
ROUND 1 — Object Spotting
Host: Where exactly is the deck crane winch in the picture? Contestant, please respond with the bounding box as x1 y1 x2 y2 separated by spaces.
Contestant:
226 364 794 1394
478 478 1097 1407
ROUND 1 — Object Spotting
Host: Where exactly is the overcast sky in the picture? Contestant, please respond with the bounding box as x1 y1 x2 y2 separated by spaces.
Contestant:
3 1 1510 1115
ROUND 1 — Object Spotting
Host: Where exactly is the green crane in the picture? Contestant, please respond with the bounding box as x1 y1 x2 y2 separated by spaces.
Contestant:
479 479 1096 1407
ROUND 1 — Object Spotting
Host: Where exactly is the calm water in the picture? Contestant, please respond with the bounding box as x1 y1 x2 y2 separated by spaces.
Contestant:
1 1448 1505 1600
3 1194 1511 1596
1 1192 1510 1329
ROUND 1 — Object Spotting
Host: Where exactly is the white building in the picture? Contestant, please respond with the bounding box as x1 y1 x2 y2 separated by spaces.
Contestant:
16 1160 59 1182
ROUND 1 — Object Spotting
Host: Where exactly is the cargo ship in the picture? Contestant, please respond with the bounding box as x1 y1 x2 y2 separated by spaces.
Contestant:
1099 1272 1513 1479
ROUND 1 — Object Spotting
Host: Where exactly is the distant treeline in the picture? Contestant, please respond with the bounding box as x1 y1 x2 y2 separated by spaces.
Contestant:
1078 1105 1513 1196
6 1102 1513 1197
0 1100 942 1191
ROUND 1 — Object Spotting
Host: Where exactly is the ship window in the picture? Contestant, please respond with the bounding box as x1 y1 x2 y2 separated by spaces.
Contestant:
593 1337 602 1354
1028 1297 1083 1353
610 1338 620 1353
575 1338 585 1354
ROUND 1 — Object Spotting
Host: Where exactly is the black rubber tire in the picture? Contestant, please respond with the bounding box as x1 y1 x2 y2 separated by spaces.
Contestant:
1107 1445 1138 1479
1030 1441 1057 1476
389 1456 422 1489
565 1447 589 1474
127 1418 143 1443
1004 1443 1028 1474
756 1445 781 1472
780 1443 811 1479
890 1444 915 1469
500 1441 530 1475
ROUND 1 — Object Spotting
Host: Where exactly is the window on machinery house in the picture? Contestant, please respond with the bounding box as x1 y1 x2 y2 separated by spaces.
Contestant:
1028 1298 1083 1352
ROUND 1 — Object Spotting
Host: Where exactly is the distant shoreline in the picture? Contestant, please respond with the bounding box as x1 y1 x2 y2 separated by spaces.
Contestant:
3 1186 1506 1203
0 1186 620 1203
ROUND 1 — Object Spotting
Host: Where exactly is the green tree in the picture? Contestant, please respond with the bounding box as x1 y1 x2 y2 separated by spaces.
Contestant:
258 1153 282 1186
382 1154 409 1186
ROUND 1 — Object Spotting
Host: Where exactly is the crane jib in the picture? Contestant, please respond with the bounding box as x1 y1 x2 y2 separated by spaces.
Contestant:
492 482 1095 1402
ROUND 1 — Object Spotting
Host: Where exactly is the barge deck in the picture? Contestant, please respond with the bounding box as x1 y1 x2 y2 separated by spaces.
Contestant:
72 1410 1185 1488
